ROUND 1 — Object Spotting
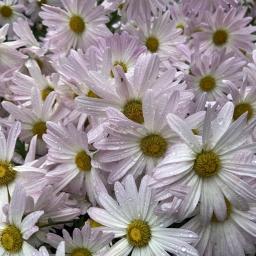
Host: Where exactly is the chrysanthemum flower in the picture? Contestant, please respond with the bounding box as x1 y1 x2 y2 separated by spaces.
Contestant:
10 59 59 103
39 0 111 53
194 6 256 55
94 89 193 183
183 201 256 256
152 102 256 223
43 122 107 205
126 11 186 62
88 175 199 256
186 50 245 101
47 223 114 256
0 184 44 255
2 88 69 150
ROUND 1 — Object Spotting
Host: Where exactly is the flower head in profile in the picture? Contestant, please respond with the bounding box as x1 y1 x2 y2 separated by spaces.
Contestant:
0 184 43 255
88 175 199 256
152 102 256 223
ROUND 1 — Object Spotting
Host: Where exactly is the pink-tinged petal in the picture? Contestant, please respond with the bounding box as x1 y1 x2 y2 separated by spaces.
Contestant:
0 129 7 160
166 114 202 153
9 184 26 226
6 121 21 161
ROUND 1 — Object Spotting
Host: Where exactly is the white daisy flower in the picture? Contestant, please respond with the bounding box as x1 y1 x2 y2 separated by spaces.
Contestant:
186 50 245 101
0 0 25 38
39 0 111 53
88 175 199 256
125 11 186 62
10 59 59 103
152 102 256 223
183 201 256 256
43 121 107 205
0 122 47 215
47 223 113 256
94 89 194 183
194 6 256 55
2 88 69 150
0 184 44 255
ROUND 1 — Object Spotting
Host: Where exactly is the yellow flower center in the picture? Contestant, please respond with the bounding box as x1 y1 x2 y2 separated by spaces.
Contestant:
71 248 92 256
233 102 253 121
127 219 151 248
123 99 144 124
140 134 167 158
69 15 86 34
194 151 221 178
0 5 13 18
41 86 54 101
0 162 16 186
32 121 47 138
86 90 100 99
176 23 185 31
212 29 229 46
75 151 91 172
0 226 23 253
199 75 216 92
211 199 232 223
111 61 128 78
145 37 159 53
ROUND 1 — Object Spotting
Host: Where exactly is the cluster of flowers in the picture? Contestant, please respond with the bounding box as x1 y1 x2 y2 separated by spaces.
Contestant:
1 0 256 255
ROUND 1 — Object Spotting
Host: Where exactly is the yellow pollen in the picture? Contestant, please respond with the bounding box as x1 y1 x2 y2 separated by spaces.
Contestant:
111 61 128 78
176 23 185 31
0 5 13 18
211 199 232 223
89 219 102 228
69 15 86 34
212 29 229 46
71 248 92 256
75 151 91 172
123 100 144 124
140 134 167 158
32 121 47 138
87 90 100 99
193 150 221 178
233 102 253 121
192 129 200 135
127 219 151 248
199 75 216 92
41 86 54 101
0 225 23 253
0 162 16 186
145 37 159 53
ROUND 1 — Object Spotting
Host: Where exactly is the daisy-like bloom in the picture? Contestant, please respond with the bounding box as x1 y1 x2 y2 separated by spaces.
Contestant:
183 200 256 256
0 0 25 37
193 6 256 56
126 11 186 62
88 175 199 256
2 88 69 149
39 0 111 53
47 223 114 256
43 121 107 205
186 50 245 101
0 184 44 255
58 32 145 88
0 121 47 215
9 59 59 103
94 89 193 183
103 0 168 21
75 53 187 120
0 24 26 74
152 102 256 223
